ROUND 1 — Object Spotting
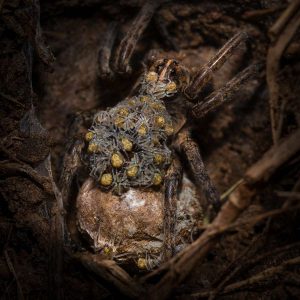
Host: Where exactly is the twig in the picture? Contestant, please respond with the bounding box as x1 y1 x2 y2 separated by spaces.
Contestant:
0 161 54 194
267 7 300 144
245 128 300 183
191 256 300 297
77 253 143 299
4 250 25 300
242 5 286 20
143 128 300 300
179 241 300 298
44 155 65 300
221 178 244 201
0 91 25 107
269 0 300 39
208 224 269 300
276 191 300 200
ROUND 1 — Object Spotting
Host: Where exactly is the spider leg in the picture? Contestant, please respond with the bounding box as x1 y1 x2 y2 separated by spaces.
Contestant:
98 22 118 79
162 156 182 261
60 111 95 208
185 31 248 99
177 129 221 212
191 64 258 119
60 139 85 208
112 1 160 74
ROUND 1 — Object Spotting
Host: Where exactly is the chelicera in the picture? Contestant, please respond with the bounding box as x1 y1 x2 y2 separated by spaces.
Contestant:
60 1 256 271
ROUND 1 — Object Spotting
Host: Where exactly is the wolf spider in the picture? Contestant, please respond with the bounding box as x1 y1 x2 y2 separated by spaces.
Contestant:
60 1 257 271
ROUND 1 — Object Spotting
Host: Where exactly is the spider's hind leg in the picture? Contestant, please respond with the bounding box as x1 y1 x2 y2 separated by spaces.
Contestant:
162 157 182 261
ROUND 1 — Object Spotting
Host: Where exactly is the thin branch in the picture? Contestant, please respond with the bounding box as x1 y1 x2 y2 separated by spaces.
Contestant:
44 155 65 300
242 5 286 20
4 250 25 300
269 0 300 39
191 256 300 297
0 161 54 195
267 8 300 144
77 253 143 299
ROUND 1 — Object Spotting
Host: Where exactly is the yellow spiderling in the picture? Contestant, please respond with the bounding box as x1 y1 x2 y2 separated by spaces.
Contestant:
140 95 150 103
121 137 133 152
165 124 174 136
154 153 165 165
85 131 94 142
126 165 139 178
150 102 164 111
103 246 111 255
87 143 98 153
155 116 165 128
138 124 147 136
114 116 125 128
153 173 163 186
128 99 136 106
137 258 147 270
118 108 129 117
100 173 113 186
111 153 124 168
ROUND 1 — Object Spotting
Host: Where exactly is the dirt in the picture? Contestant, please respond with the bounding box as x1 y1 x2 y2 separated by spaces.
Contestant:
0 0 300 299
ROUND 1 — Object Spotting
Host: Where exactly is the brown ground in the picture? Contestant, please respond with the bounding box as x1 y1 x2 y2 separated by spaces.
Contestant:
0 0 300 299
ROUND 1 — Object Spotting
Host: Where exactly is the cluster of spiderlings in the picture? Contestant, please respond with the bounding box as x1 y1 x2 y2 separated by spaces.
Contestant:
85 94 174 194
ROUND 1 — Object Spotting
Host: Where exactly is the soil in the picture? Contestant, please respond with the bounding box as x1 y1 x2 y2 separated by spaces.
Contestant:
0 0 300 299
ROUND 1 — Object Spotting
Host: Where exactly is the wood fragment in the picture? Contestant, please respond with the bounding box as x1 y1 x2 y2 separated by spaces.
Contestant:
245 128 300 183
190 242 300 298
77 253 143 299
242 5 286 20
267 9 300 143
0 161 54 195
4 250 24 300
269 0 300 39
192 256 300 297
276 191 300 200
44 155 65 300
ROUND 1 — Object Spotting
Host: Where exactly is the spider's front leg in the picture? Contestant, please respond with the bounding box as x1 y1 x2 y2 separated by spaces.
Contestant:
162 156 182 261
98 1 161 78
176 129 221 213
185 31 248 100
191 64 259 119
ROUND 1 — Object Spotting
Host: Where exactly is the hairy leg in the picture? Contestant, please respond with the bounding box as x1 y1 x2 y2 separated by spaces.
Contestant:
59 111 95 206
185 31 248 99
98 22 118 79
162 156 182 261
176 129 221 212
113 1 161 74
191 64 258 118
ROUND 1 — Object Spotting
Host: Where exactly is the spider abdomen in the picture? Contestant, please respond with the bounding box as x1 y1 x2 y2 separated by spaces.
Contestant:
85 94 174 194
